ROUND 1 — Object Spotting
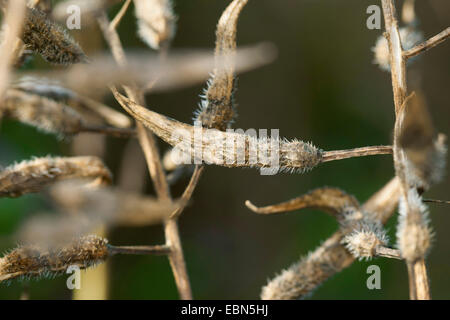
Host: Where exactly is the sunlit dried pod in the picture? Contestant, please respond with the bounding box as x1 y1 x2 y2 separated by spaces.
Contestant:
21 7 87 65
134 0 176 50
0 235 109 283
0 234 171 283
260 178 402 300
261 246 345 300
0 156 112 198
194 0 248 130
341 213 389 261
113 90 392 174
396 188 433 262
373 26 423 71
246 187 360 218
12 76 132 128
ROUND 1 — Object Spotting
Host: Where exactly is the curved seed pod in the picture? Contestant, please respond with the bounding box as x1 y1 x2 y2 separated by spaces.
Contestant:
114 89 323 173
114 90 392 174
21 7 87 65
134 0 176 50
194 0 248 131
246 187 360 217
0 235 109 282
260 178 402 300
0 156 112 198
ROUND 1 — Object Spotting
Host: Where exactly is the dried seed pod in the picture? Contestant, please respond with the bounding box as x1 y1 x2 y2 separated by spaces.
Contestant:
0 156 112 198
114 89 323 173
395 92 447 191
134 0 176 50
373 26 423 71
194 0 248 131
1 88 84 136
261 245 346 300
12 76 132 128
0 235 109 282
396 188 433 262
341 213 389 261
246 187 359 218
21 7 87 65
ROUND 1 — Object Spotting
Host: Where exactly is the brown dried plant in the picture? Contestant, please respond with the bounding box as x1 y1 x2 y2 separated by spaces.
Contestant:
0 0 448 300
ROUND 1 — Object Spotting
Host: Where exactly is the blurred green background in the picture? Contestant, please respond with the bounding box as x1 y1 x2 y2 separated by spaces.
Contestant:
0 0 449 299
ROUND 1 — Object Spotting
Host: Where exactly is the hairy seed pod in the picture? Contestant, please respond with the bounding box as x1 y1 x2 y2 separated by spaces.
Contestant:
341 213 389 261
114 90 323 173
21 7 87 65
12 77 132 128
261 246 346 300
194 0 248 130
0 156 112 198
0 235 109 282
396 188 432 262
1 88 85 136
134 0 176 50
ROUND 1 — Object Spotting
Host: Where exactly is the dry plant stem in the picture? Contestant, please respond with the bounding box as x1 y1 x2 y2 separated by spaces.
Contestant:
97 12 192 300
110 0 132 30
423 199 450 205
381 0 430 300
321 146 393 162
81 125 136 138
170 165 205 219
407 259 431 300
0 0 26 101
403 27 450 60
109 244 171 256
381 0 407 116
376 246 402 260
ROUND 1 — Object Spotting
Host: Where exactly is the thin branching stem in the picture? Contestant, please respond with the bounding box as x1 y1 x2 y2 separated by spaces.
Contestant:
97 10 192 300
403 27 450 60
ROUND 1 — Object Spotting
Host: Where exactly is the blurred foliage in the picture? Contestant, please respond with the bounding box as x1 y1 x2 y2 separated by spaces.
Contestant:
0 0 449 299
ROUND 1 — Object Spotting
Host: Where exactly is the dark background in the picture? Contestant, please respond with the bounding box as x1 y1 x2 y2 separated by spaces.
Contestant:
0 0 449 299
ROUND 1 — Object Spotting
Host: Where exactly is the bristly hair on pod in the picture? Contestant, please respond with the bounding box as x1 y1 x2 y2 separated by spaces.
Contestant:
11 76 133 129
194 0 248 131
21 7 88 65
0 235 109 283
396 188 433 262
341 212 389 261
134 0 176 50
0 156 112 198
0 88 84 137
